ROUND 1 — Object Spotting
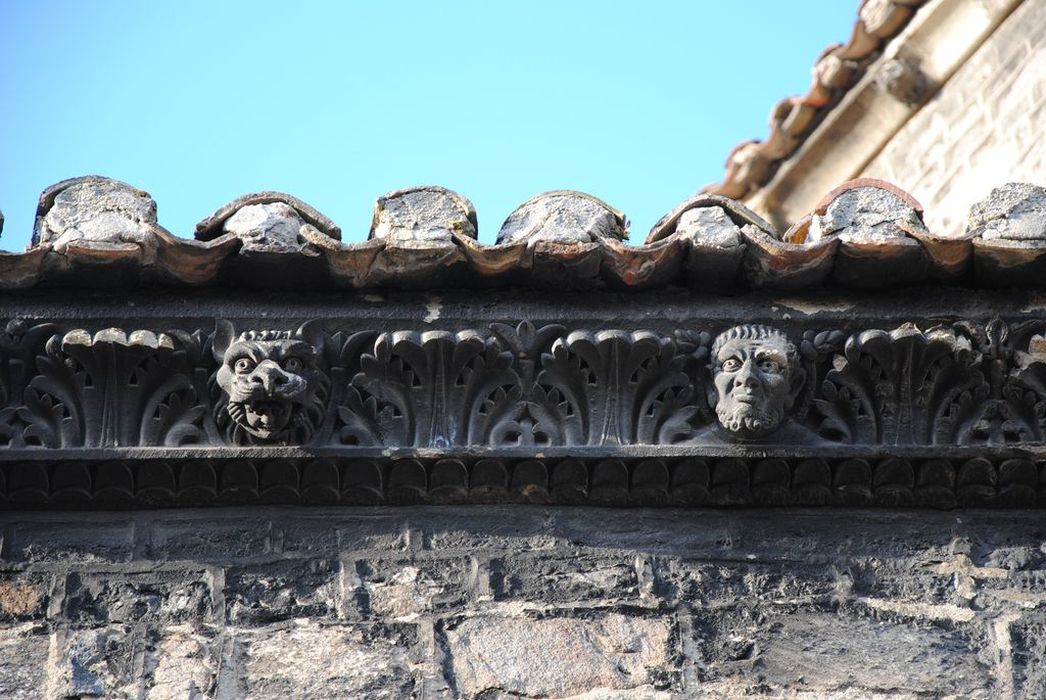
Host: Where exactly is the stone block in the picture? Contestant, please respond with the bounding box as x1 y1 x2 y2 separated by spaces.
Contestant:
46 625 149 698
497 191 627 245
654 559 839 607
0 572 51 621
32 176 159 253
223 202 308 254
420 509 564 551
145 625 219 700
966 182 1046 241
148 519 271 563
748 612 991 695
0 623 50 698
489 551 641 604
237 622 419 699
1011 615 1046 698
225 559 339 624
349 556 476 620
444 612 674 697
277 514 409 556
370 186 477 245
62 569 215 625
3 519 135 563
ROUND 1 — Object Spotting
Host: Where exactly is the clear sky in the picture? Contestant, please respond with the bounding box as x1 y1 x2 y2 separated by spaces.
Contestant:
0 1 857 249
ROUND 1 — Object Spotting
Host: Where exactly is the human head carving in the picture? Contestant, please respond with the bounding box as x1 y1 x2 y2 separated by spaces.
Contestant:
211 320 328 444
709 324 803 440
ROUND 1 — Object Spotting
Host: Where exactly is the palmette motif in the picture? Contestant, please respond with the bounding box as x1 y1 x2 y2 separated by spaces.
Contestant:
0 318 1043 449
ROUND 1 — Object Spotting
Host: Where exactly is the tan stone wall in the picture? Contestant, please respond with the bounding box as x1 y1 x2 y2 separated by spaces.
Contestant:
861 0 1046 238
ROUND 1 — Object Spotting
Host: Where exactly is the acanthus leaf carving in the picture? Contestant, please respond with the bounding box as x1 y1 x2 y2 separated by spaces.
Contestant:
536 330 698 446
813 324 988 445
344 330 519 448
20 328 206 448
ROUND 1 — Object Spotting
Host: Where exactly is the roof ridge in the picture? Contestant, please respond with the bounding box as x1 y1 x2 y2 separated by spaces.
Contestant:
701 0 928 201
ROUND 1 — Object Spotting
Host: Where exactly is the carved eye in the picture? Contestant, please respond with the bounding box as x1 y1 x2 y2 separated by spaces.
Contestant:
234 358 254 374
758 358 782 373
282 357 304 373
721 358 742 372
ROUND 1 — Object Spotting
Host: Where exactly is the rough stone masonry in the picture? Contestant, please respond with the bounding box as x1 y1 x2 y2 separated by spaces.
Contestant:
1 507 1045 698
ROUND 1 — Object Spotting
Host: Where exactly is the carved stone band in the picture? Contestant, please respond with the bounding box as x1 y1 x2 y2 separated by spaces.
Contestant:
0 317 1043 451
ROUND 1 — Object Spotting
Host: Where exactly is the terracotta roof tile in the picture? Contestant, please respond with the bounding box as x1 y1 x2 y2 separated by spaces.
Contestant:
4 175 1045 291
704 0 929 200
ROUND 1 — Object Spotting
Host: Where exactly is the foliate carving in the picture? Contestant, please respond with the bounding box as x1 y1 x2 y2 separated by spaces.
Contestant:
535 330 697 446
19 328 206 448
814 324 988 445
210 321 329 445
489 321 566 447
960 320 1046 444
2 317 1046 452
338 330 518 447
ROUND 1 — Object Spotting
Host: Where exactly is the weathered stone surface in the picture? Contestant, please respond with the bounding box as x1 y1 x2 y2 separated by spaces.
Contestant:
876 57 932 106
808 184 926 242
656 559 838 608
445 612 672 697
0 507 1042 695
0 623 49 698
194 191 340 242
32 176 159 253
749 612 991 695
350 556 475 620
226 559 339 624
239 622 418 699
46 625 147 698
673 206 743 248
147 519 272 563
967 182 1046 241
0 572 50 621
222 201 311 254
489 551 642 604
62 569 214 625
5 519 135 563
497 191 627 245
145 626 219 700
370 186 477 246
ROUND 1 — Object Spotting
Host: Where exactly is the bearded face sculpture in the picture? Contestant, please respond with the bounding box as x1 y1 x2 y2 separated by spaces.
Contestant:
709 324 802 440
211 321 328 445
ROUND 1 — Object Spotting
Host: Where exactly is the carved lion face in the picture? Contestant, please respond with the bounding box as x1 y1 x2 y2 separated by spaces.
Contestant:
212 322 328 444
710 325 798 440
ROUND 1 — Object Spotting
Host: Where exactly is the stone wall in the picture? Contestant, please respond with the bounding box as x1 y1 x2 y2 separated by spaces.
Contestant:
1 506 1044 698
861 0 1046 238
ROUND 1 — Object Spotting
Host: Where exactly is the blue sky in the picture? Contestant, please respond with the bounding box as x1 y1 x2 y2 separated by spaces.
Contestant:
0 1 857 249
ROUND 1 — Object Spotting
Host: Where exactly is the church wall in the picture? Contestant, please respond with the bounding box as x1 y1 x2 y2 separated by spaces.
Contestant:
861 0 1046 238
0 507 1043 698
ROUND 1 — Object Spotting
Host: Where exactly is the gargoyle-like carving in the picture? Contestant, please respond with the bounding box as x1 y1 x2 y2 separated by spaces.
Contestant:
697 324 812 443
211 321 329 445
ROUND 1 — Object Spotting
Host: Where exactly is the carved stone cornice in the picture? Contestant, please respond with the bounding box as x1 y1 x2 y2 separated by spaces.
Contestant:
0 286 1043 508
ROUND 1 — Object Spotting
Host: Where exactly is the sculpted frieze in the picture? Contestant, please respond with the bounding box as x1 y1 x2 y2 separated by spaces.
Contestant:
0 317 1044 451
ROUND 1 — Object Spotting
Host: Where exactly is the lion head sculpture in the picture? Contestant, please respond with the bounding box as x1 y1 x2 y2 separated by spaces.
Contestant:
210 320 329 445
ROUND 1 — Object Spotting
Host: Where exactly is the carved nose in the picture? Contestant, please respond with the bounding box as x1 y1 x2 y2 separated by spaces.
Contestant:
736 360 760 389
250 361 290 392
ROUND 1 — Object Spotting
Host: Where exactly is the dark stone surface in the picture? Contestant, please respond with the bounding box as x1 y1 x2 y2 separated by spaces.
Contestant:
0 506 1040 697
